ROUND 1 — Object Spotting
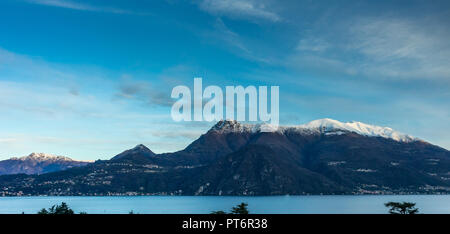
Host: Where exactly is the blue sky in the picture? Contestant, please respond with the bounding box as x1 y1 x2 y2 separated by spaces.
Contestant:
0 0 449 160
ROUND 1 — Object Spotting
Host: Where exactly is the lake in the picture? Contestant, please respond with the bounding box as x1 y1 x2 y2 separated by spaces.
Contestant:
1 195 449 214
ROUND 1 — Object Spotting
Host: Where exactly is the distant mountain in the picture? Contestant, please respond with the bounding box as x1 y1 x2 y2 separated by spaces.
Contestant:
0 119 449 196
0 153 92 175
190 120 449 195
111 144 156 163
208 118 417 142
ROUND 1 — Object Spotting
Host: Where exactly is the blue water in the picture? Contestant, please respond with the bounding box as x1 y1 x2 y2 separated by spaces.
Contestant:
1 195 449 214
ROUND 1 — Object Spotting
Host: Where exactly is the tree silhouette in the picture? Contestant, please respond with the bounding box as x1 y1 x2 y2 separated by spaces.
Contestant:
38 202 75 214
385 202 419 214
210 210 227 214
210 203 250 214
231 203 249 214
37 208 49 214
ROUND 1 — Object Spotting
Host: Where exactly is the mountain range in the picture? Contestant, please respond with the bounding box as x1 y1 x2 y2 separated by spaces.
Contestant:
0 118 449 196
0 153 92 176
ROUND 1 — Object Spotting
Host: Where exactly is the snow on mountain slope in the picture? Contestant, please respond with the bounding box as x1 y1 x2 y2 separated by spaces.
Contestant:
11 153 93 163
209 119 255 133
210 119 418 143
0 153 93 175
292 118 417 142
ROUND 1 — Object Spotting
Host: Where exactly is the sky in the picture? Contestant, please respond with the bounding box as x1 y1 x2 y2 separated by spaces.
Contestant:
0 0 449 160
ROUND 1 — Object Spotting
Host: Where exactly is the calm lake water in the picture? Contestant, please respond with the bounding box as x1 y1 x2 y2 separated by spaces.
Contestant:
1 195 449 214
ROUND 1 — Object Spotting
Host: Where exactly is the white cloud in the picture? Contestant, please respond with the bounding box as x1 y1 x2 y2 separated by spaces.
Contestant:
296 38 330 52
203 18 276 64
212 18 250 53
115 75 175 107
347 18 450 79
0 48 191 159
198 0 281 22
291 17 450 81
350 19 433 60
25 0 148 15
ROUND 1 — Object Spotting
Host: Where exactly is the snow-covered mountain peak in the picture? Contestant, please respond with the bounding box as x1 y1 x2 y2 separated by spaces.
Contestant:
210 120 253 133
292 118 417 142
11 153 93 163
19 153 73 162
208 118 418 143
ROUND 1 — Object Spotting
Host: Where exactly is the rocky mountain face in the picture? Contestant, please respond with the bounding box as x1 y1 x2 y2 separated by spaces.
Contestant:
0 153 92 175
1 119 449 196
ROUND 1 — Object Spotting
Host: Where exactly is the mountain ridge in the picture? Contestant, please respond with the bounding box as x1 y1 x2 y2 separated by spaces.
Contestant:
209 118 418 143
0 118 449 196
0 153 92 175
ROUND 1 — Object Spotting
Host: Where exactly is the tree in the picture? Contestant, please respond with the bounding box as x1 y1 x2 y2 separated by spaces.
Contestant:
211 210 227 214
385 202 419 214
231 203 249 214
37 202 75 215
37 208 49 215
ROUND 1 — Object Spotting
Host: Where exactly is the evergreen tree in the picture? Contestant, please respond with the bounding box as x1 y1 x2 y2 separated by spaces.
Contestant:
385 202 419 214
37 208 49 215
37 202 75 214
211 210 227 214
231 203 249 214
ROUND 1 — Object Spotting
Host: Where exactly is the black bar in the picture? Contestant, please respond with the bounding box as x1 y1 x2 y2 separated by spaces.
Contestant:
2 214 447 233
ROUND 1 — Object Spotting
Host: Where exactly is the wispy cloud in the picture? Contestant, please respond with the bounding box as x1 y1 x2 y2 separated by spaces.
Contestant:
290 17 450 82
198 0 281 22
0 48 186 158
25 0 149 15
347 17 450 80
296 38 330 52
115 75 174 107
213 18 250 53
203 18 276 64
